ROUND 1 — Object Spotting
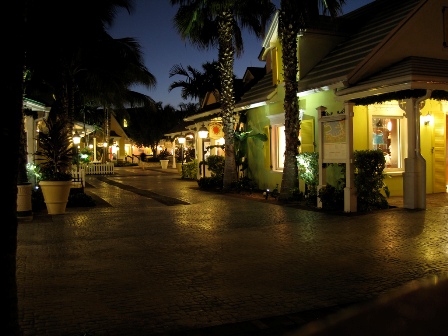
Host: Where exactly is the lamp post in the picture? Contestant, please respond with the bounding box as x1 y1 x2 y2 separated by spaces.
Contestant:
103 141 108 163
198 123 209 177
73 130 81 171
178 134 186 169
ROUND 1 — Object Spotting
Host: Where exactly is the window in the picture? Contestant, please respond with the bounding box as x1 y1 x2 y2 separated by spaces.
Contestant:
368 103 407 171
267 114 285 171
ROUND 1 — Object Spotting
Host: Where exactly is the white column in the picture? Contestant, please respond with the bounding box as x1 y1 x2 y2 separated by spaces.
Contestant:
93 138 97 162
402 93 429 209
316 106 327 208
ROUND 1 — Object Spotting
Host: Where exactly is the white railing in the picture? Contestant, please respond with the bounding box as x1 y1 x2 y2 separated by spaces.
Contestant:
71 167 85 188
80 162 115 175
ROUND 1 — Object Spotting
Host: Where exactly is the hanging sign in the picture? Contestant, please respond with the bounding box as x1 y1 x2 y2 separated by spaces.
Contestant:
208 122 224 139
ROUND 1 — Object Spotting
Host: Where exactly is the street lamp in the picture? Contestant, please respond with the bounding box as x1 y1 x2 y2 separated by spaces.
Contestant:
178 133 186 169
73 130 81 171
198 123 209 177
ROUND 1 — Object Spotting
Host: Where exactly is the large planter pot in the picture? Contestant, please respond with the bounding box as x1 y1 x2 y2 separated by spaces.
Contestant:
17 182 33 221
39 180 72 215
160 160 169 169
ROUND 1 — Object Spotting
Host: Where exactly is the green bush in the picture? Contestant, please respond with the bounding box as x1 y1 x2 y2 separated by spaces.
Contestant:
297 152 319 197
317 184 344 210
197 176 223 190
205 155 225 178
354 150 390 212
181 159 198 180
304 150 389 212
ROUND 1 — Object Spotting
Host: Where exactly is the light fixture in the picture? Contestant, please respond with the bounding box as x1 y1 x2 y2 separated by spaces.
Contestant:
73 131 81 145
387 120 392 132
178 133 186 144
424 112 431 126
198 124 208 139
73 131 81 171
198 124 209 178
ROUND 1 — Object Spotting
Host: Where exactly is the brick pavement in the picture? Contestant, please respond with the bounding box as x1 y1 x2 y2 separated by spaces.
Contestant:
17 166 448 335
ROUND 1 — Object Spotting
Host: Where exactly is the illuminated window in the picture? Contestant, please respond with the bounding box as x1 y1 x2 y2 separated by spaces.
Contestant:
371 117 402 169
368 103 407 171
267 114 285 171
276 125 285 169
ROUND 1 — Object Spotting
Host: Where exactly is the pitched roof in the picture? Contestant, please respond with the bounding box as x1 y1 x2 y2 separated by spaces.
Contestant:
298 0 423 92
236 68 277 108
184 67 268 122
337 56 448 97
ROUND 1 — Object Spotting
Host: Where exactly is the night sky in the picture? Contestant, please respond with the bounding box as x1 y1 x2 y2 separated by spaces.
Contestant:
107 0 373 108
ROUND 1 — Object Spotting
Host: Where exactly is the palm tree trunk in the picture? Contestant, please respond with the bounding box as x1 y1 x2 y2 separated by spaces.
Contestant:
3 1 25 333
278 2 300 201
218 11 238 190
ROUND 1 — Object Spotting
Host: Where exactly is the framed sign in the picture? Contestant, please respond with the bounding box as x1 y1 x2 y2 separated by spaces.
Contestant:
322 119 346 162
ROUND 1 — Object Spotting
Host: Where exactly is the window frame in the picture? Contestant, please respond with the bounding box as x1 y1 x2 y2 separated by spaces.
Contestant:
267 113 285 171
368 103 407 172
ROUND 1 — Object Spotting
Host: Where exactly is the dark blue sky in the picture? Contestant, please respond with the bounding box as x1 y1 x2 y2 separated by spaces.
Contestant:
107 1 373 108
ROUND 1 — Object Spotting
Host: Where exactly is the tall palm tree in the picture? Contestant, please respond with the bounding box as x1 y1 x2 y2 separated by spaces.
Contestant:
277 0 344 201
170 0 275 190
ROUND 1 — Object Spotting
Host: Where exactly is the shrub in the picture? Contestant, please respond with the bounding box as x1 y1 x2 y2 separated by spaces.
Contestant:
317 184 344 210
297 152 319 197
181 159 198 180
354 150 390 212
197 176 223 190
206 155 225 178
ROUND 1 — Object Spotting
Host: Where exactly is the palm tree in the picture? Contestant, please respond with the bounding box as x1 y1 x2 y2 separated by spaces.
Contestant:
169 61 221 104
25 0 156 136
5 1 156 333
277 0 345 201
170 0 275 190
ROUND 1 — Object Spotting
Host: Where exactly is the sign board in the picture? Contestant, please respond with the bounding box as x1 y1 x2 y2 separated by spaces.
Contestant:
322 118 346 163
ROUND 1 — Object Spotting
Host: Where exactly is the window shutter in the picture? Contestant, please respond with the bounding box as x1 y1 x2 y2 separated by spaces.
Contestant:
299 119 315 153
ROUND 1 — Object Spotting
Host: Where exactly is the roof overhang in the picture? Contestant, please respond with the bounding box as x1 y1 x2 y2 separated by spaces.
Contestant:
335 78 448 101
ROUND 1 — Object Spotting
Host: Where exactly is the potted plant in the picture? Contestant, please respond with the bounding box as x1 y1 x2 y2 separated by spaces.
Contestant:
157 148 171 169
35 116 73 214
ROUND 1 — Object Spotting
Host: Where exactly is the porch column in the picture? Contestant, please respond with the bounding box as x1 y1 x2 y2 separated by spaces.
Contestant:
401 93 430 209
344 101 357 212
316 106 327 209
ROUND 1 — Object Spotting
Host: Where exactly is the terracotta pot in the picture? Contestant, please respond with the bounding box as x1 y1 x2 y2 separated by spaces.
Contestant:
17 182 33 220
160 160 169 169
39 180 72 215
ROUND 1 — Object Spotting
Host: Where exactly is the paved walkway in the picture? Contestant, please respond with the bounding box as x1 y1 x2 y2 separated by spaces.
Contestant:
17 166 448 335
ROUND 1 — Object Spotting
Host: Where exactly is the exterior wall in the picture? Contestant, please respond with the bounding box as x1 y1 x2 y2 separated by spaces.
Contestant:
299 90 344 150
109 116 130 161
246 102 283 191
247 90 447 196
